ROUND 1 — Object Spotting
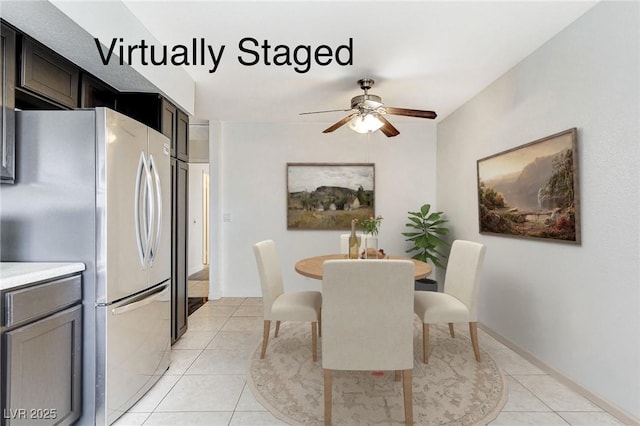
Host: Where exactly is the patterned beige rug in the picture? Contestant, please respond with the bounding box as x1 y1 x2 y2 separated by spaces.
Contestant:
247 320 507 425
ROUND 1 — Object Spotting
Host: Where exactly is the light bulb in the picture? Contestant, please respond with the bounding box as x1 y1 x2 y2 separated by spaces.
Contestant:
348 114 384 133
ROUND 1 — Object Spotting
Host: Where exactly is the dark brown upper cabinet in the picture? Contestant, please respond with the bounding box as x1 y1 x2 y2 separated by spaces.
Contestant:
80 73 117 109
117 94 189 161
161 98 177 157
115 93 162 131
20 37 79 109
176 109 189 162
1 23 16 183
160 98 189 161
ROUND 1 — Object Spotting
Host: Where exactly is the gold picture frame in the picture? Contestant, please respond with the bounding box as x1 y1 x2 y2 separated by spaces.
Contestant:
477 128 580 243
287 163 375 230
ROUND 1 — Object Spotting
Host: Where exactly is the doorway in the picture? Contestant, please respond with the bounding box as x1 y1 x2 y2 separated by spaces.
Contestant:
186 122 210 315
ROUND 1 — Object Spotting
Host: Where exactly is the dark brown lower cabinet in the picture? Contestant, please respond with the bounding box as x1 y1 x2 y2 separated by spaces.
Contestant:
3 305 82 425
171 158 188 343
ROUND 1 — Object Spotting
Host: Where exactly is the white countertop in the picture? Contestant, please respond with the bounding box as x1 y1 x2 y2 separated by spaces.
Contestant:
0 262 85 291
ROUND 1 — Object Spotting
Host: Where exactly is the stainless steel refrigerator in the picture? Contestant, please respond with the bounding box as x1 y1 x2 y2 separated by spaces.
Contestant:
0 108 171 425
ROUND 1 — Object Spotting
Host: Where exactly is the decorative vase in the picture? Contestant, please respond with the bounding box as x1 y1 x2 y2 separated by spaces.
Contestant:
363 234 378 259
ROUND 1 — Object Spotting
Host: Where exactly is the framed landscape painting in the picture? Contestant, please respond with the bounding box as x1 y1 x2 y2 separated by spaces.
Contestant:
477 128 580 243
287 163 375 230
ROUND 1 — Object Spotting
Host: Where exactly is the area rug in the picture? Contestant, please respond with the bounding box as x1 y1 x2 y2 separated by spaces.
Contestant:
247 320 507 425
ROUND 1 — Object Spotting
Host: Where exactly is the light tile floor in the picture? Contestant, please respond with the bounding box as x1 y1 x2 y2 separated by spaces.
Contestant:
114 297 624 426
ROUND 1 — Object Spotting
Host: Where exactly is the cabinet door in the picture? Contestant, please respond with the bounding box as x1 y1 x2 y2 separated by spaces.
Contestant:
20 37 79 109
171 159 188 343
1 24 16 183
80 73 116 109
115 93 162 131
161 99 177 158
4 305 82 426
176 109 189 162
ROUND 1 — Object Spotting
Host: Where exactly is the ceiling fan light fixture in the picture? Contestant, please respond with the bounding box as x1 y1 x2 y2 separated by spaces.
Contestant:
302 78 437 137
348 113 384 134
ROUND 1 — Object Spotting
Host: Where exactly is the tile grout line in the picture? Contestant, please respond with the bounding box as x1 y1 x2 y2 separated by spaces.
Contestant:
227 381 250 426
142 307 229 423
503 373 562 414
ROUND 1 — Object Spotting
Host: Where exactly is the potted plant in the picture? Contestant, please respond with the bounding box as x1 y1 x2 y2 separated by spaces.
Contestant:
402 204 450 290
358 215 383 236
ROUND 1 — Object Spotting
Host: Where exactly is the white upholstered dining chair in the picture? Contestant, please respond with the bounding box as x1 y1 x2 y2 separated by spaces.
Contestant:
339 233 365 254
322 259 415 425
414 240 486 363
253 240 322 362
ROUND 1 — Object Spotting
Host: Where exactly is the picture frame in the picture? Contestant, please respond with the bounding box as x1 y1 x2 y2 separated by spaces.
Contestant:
287 163 375 230
476 128 580 243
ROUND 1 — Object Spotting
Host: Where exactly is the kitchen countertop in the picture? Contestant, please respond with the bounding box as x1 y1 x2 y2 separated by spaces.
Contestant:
0 262 85 291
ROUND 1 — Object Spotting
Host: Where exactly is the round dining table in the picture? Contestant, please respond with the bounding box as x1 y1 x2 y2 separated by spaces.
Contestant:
294 254 432 280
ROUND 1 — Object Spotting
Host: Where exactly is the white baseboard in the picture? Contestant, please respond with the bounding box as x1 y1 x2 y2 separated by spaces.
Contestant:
479 323 640 426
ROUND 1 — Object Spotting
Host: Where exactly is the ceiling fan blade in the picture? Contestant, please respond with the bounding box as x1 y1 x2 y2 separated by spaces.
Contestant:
300 108 353 115
323 113 357 133
375 114 400 137
385 107 437 119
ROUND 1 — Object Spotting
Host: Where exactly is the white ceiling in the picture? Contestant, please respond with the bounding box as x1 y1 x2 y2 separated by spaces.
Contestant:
118 1 597 125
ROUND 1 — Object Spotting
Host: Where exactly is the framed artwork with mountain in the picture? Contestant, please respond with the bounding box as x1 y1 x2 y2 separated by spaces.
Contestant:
477 128 580 243
287 163 375 230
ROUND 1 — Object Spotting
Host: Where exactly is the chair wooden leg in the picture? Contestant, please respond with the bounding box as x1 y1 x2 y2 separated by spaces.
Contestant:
260 320 271 359
275 320 281 337
422 323 430 363
395 370 401 381
448 323 455 338
469 322 481 362
318 309 322 337
402 369 413 426
324 369 333 426
312 322 318 362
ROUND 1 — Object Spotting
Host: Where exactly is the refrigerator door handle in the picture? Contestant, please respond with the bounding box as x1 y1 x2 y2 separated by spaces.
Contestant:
144 153 154 268
1 108 6 168
111 284 168 316
135 152 153 269
134 152 146 269
148 154 162 267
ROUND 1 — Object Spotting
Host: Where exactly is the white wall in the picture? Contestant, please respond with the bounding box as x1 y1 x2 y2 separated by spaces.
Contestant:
187 163 209 277
213 121 437 297
437 2 639 419
208 121 223 300
189 124 210 163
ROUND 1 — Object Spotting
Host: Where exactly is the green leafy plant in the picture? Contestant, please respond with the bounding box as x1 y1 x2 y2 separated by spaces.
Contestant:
358 215 383 236
402 204 450 268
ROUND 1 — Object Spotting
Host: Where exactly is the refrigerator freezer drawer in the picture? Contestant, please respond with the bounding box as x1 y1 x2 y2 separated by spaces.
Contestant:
97 283 170 425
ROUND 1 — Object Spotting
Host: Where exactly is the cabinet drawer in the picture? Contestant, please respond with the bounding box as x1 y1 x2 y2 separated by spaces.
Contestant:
20 38 79 109
4 274 82 327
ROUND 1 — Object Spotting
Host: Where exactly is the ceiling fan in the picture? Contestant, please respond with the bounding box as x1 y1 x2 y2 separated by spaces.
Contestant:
300 78 437 137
